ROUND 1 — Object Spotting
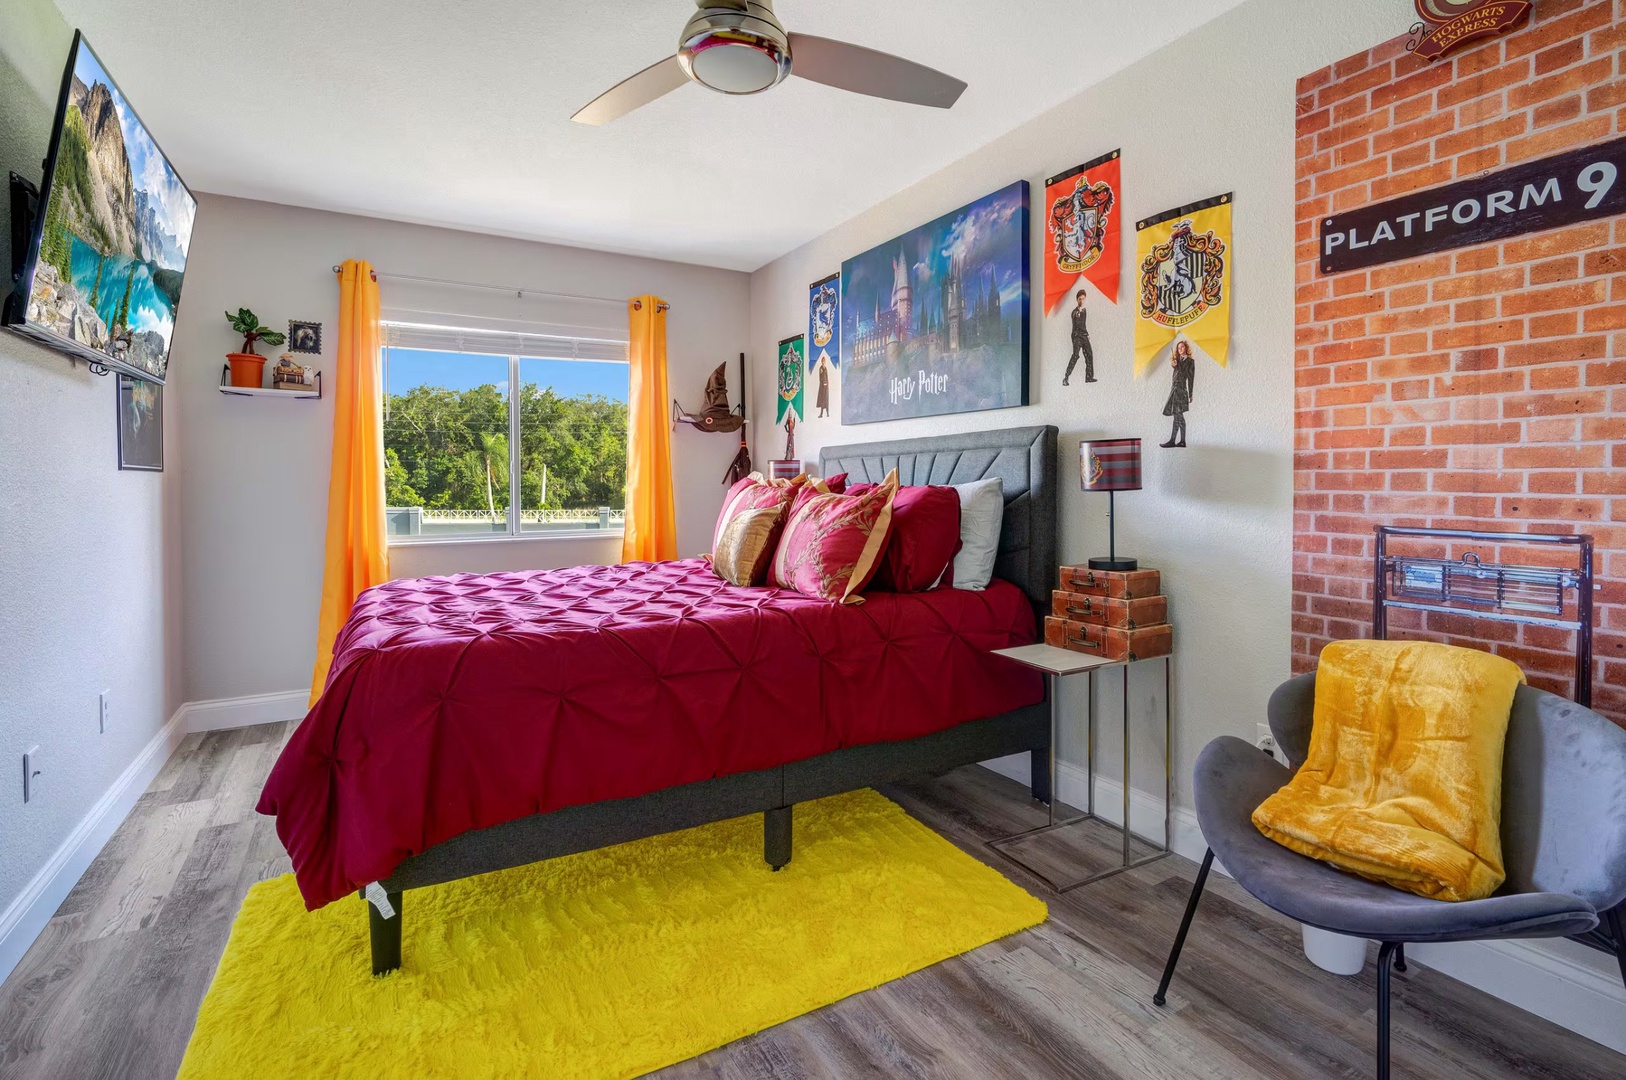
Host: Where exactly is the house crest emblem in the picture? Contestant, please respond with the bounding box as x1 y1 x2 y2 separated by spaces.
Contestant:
1051 176 1115 275
1407 0 1531 62
1138 220 1226 330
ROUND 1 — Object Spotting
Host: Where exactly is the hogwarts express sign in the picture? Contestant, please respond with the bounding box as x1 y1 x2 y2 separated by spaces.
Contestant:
1319 135 1626 274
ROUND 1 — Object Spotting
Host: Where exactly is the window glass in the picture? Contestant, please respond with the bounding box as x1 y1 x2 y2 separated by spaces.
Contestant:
517 356 629 535
383 347 510 538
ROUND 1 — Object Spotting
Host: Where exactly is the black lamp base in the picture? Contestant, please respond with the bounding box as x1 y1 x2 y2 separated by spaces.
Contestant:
1088 556 1139 571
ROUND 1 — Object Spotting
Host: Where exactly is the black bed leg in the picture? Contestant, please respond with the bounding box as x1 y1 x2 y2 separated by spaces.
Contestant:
764 805 792 871
367 890 403 976
1030 747 1052 805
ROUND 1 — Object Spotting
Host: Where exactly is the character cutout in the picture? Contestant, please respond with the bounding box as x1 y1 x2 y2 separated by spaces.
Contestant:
815 355 831 417
1160 340 1195 448
1063 289 1095 386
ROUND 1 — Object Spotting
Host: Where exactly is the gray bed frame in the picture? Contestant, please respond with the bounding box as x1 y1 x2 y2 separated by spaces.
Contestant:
364 425 1059 975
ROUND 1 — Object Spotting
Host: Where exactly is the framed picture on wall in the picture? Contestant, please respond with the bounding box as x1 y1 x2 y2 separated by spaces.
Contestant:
839 180 1030 424
116 374 163 471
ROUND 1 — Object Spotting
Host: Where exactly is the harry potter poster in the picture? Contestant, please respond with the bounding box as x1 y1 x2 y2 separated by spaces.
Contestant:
1134 193 1232 376
1045 150 1121 313
777 335 804 423
840 181 1030 425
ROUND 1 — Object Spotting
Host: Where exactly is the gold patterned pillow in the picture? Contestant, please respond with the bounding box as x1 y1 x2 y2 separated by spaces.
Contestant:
710 504 787 586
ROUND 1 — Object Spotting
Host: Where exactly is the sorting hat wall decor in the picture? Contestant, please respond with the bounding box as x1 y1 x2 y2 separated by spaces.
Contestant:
673 361 745 434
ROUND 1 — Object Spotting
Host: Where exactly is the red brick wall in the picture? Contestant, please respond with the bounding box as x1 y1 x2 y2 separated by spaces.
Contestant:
1293 0 1626 722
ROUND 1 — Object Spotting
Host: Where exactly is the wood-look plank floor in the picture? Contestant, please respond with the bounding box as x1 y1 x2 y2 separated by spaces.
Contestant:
1 724 1621 1080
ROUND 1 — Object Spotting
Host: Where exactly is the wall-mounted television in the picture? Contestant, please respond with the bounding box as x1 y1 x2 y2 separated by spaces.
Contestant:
3 31 196 384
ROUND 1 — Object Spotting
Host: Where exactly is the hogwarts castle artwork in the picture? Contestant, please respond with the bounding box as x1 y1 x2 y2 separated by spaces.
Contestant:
839 181 1029 423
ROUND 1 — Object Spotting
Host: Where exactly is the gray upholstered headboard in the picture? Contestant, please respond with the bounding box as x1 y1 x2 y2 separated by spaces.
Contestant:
820 425 1058 617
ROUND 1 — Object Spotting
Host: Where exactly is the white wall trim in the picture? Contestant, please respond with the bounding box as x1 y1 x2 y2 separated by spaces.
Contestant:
179 689 309 733
0 704 189 985
977 757 1626 1055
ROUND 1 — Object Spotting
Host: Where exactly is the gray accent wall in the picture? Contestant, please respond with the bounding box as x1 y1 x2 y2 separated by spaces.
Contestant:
0 0 185 928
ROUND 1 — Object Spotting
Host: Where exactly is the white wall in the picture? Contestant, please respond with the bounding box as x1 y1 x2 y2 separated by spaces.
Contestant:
173 195 749 703
0 0 184 935
748 0 1403 796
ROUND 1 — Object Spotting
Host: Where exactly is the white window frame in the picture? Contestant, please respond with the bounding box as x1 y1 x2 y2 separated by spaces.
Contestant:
381 322 629 547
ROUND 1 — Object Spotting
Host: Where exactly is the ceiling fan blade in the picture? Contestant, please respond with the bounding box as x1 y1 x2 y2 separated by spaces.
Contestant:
571 55 689 125
786 33 965 109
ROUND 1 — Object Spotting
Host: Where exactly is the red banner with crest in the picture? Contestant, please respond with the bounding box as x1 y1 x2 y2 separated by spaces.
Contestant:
1044 150 1122 314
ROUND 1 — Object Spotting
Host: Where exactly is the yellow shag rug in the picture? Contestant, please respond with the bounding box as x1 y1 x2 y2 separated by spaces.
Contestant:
179 789 1045 1079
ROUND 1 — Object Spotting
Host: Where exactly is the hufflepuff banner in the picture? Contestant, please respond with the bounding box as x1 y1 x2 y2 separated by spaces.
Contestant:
1134 193 1232 377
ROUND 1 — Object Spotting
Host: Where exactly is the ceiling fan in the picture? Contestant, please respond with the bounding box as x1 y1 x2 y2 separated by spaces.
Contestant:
572 0 967 125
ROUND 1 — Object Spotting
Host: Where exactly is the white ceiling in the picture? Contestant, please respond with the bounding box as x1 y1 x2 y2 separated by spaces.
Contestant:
54 0 1250 272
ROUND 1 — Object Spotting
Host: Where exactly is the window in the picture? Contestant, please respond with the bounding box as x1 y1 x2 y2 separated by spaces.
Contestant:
382 322 630 541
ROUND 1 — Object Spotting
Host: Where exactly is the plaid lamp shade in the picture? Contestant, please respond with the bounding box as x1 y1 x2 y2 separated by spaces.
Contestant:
1080 438 1142 492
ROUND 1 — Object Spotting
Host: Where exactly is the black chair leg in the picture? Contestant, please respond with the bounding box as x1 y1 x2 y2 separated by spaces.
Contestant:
1606 904 1626 990
764 805 792 871
367 889 403 976
1394 942 1407 973
1376 940 1400 1080
1153 847 1214 1006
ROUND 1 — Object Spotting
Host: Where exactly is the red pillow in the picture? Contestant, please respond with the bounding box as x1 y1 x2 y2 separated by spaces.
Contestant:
769 471 899 603
824 472 848 494
849 483 961 592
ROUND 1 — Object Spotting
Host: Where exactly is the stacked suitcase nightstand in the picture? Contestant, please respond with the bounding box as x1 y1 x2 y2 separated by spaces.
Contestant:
989 565 1173 892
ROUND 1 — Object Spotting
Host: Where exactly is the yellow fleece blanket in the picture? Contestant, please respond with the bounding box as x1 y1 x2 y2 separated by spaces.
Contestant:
1252 640 1524 902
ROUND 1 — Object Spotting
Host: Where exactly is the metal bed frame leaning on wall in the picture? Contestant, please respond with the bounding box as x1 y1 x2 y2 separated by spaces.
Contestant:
1371 524 1620 963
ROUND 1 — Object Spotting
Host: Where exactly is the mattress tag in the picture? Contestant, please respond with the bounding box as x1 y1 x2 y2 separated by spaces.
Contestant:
364 881 396 920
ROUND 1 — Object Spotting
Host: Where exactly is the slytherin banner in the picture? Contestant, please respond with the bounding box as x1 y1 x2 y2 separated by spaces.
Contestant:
1134 193 1232 376
1044 150 1121 313
776 335 804 423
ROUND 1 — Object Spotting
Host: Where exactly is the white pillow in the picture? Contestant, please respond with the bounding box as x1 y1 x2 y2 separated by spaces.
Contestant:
951 476 1004 590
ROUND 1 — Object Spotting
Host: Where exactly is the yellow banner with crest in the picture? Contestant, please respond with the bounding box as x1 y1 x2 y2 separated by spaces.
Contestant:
1134 194 1232 376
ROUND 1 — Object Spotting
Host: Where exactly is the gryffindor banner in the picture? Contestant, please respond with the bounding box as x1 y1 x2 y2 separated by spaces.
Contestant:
1134 193 1232 376
1044 150 1121 312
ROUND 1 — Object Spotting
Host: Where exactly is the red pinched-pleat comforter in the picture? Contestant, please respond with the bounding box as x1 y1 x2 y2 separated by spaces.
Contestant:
257 558 1042 909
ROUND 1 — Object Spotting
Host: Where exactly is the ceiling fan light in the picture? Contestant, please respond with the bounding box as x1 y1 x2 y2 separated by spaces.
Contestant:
684 37 785 94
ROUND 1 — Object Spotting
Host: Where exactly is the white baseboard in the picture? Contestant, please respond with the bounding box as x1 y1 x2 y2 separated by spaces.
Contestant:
977 756 1626 1056
0 704 189 985
179 688 308 733
1409 937 1626 1055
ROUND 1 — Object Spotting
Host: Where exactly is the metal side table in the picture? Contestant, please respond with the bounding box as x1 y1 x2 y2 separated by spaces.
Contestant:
987 643 1172 892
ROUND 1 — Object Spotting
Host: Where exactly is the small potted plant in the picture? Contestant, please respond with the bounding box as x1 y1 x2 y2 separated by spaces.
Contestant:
225 308 286 388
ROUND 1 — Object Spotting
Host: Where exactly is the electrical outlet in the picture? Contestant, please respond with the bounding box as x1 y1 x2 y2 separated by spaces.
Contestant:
23 746 40 803
99 690 111 734
1255 723 1280 762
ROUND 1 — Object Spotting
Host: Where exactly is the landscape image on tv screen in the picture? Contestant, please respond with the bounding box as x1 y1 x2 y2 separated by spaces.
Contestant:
24 35 195 382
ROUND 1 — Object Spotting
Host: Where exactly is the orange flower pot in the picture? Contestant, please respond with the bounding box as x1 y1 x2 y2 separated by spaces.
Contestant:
227 352 266 388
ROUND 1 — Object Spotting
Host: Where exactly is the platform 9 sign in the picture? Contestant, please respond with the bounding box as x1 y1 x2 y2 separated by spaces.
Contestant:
1320 135 1626 273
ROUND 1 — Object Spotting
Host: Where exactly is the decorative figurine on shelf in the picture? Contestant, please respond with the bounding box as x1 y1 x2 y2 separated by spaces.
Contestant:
1160 340 1196 448
272 353 313 391
1063 289 1096 386
673 361 744 433
783 412 796 460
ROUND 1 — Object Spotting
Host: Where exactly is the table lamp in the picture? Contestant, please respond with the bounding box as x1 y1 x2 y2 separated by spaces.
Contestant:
1079 437 1141 571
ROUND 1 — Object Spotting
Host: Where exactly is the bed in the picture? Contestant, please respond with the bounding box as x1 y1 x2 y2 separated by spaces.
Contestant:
257 424 1058 974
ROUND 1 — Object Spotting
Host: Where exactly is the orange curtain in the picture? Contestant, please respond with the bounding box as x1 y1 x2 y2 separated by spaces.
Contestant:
622 296 677 563
309 260 389 705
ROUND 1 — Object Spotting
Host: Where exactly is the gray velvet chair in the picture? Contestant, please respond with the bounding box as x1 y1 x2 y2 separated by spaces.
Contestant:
1152 672 1626 1080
